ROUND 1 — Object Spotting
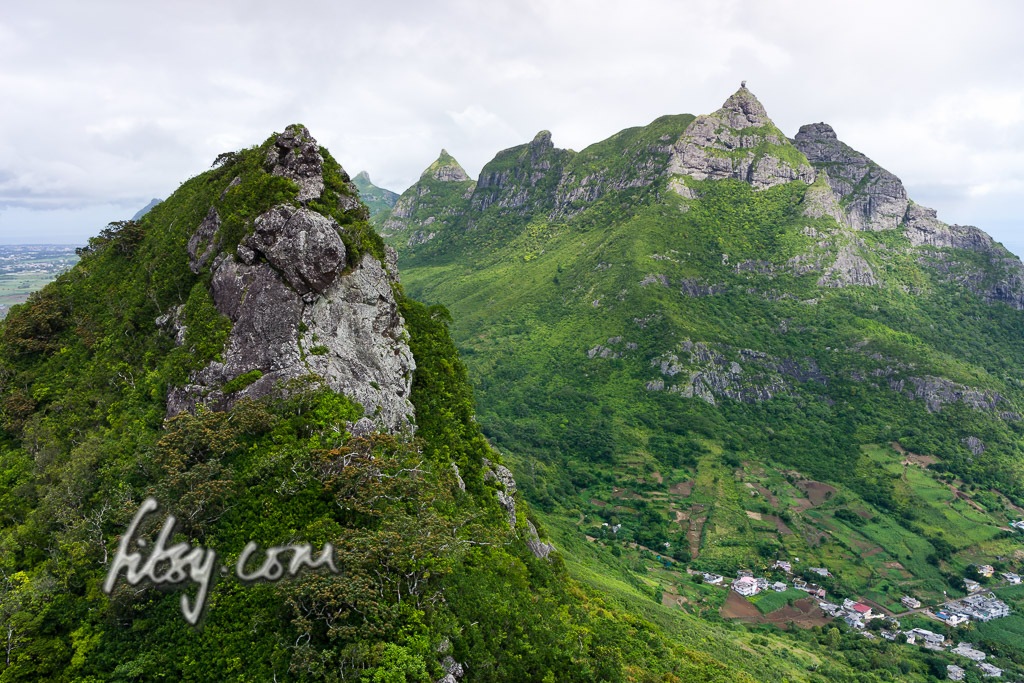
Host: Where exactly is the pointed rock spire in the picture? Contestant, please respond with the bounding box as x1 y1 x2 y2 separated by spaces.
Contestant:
666 87 814 191
423 149 471 182
716 86 773 130
793 123 908 231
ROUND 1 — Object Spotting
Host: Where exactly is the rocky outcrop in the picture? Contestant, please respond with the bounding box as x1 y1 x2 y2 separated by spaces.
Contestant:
166 127 416 433
187 207 221 274
800 171 849 227
482 457 556 560
248 205 347 295
888 375 1014 416
380 151 476 240
266 124 325 203
645 340 825 405
817 243 879 288
793 123 907 231
484 459 518 528
903 203 992 251
472 131 573 215
667 87 815 192
963 436 986 456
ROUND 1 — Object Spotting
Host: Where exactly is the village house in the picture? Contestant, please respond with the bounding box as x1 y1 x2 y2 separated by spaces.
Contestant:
819 602 842 617
702 573 724 585
947 613 969 627
978 662 1002 678
901 595 922 609
755 577 769 591
948 593 1011 622
809 567 831 578
975 564 995 578
1000 572 1021 585
849 603 872 619
843 615 864 630
964 579 982 592
771 581 787 592
732 576 759 597
737 570 754 578
772 560 791 572
793 578 807 590
952 642 986 661
947 664 965 681
908 628 945 649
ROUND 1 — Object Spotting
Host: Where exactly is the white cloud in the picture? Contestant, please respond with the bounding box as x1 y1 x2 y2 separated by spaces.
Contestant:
0 0 1021 253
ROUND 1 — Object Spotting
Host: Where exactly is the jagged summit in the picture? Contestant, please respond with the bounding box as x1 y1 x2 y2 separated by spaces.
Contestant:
265 124 326 203
352 169 400 218
666 86 814 192
421 148 471 182
166 125 416 431
716 85 773 130
793 122 908 232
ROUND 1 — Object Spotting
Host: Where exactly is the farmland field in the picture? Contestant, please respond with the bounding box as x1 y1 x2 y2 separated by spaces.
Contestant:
0 245 79 318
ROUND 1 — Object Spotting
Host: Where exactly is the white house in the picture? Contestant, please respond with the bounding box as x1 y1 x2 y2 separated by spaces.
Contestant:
945 613 969 627
1001 572 1021 585
978 662 1002 678
965 579 982 592
953 643 986 662
771 581 787 592
901 595 922 609
947 664 965 681
702 573 724 585
733 576 759 597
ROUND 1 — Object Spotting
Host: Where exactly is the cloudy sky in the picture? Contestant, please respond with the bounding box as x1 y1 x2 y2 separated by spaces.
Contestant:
1 0 1022 255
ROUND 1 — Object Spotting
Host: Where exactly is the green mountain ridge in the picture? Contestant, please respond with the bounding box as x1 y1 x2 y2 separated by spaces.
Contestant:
374 86 1024 680
0 125 802 682
351 171 398 218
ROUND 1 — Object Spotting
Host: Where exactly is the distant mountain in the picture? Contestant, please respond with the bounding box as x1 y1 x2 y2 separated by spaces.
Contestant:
383 86 1024 675
5 125 729 681
351 170 398 218
131 197 162 220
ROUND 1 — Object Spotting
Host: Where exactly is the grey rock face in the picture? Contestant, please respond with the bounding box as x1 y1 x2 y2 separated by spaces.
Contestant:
187 207 221 274
483 459 517 528
903 204 992 251
525 520 555 560
962 436 986 456
794 123 908 231
472 130 572 215
168 207 415 433
647 340 825 406
266 125 325 203
888 375 1012 415
479 457 555 560
818 244 879 288
247 205 347 295
667 89 815 192
801 171 849 227
432 150 471 182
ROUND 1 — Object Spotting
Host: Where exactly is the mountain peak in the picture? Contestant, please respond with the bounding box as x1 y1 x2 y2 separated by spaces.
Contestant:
716 85 772 130
531 130 553 147
422 149 471 182
666 86 814 191
353 170 371 183
796 122 838 141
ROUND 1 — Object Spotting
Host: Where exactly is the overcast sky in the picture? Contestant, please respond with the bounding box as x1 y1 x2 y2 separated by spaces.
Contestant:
1 0 1022 256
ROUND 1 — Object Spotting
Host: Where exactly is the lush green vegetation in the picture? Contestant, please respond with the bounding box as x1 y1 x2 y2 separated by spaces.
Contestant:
382 96 1024 678
2 126 869 682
